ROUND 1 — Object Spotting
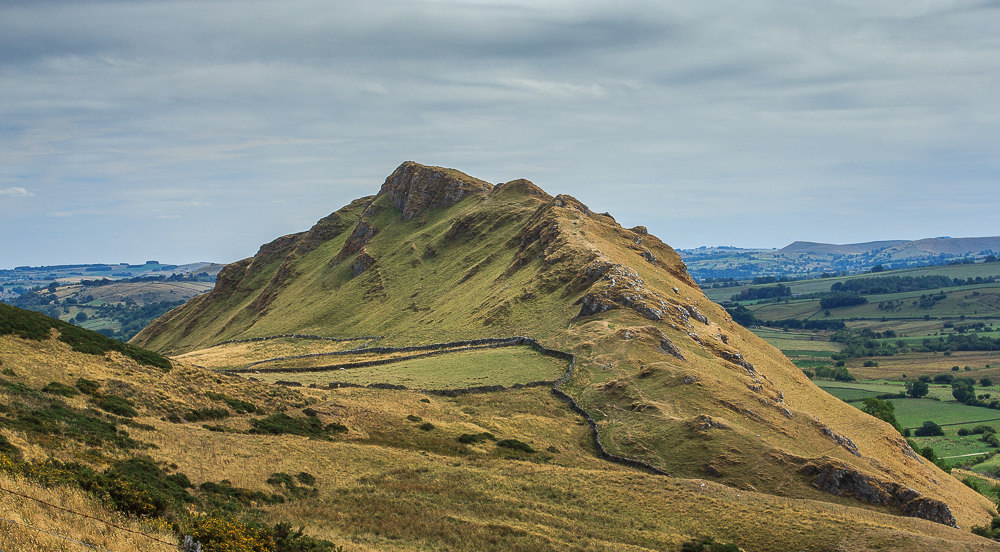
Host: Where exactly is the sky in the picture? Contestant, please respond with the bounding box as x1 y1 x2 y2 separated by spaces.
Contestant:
2 0 999 268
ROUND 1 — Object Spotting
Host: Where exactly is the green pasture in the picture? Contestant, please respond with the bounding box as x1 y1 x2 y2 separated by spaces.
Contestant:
703 263 1000 304
248 346 570 390
886 398 1000 429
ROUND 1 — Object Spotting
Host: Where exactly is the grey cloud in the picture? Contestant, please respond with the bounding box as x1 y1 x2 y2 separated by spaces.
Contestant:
2 1 999 266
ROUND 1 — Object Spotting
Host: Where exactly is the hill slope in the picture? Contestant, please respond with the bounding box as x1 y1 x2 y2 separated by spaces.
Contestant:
4 303 1000 550
134 162 995 531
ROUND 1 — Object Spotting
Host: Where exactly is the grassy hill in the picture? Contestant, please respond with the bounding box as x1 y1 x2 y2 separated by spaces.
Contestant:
131 162 997 535
5 305 1000 550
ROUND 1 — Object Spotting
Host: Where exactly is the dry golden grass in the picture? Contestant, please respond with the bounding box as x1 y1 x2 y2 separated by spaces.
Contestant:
0 472 176 552
849 350 1000 380
175 337 367 370
4 333 1000 550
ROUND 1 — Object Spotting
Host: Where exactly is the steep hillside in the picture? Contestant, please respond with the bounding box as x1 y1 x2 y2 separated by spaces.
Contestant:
134 162 996 532
4 305 1000 550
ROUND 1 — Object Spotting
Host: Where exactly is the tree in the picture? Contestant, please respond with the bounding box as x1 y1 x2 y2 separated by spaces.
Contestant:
952 380 976 404
914 421 944 437
905 380 929 398
74 311 88 323
862 397 901 432
981 377 993 387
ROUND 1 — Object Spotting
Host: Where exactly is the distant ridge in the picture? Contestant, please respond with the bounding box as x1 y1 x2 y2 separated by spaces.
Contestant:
781 240 908 256
781 236 1000 259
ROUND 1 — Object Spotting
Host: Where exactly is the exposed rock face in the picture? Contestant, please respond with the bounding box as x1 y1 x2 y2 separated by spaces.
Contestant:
352 250 376 276
800 463 957 527
379 161 493 220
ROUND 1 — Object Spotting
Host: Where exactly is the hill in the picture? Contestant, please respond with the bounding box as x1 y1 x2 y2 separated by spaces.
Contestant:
681 236 1000 281
5 298 1000 550
132 161 997 535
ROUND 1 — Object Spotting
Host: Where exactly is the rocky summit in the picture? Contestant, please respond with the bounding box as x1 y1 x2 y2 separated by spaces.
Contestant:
133 162 995 534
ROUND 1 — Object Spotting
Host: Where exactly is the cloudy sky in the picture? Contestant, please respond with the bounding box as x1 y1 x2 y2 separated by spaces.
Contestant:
2 1 998 267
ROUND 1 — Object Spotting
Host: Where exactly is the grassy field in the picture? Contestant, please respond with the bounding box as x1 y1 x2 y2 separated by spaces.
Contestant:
175 337 371 371
812 380 1000 467
247 346 570 390
703 263 1000 304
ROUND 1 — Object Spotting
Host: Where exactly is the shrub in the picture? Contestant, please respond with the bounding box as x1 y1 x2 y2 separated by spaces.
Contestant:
183 408 230 422
457 432 495 444
0 434 21 458
862 360 878 367
419 422 435 431
42 381 80 397
250 414 345 439
497 439 535 453
75 377 101 395
681 536 741 552
406 414 423 422
205 391 259 414
90 395 138 418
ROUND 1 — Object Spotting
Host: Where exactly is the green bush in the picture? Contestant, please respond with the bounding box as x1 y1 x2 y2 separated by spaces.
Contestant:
681 536 741 551
205 391 259 413
75 377 101 395
4 399 140 449
42 381 80 397
497 439 535 453
183 408 230 422
406 414 423 422
457 432 495 444
0 434 21 458
250 414 345 439
90 395 138 417
419 422 435 431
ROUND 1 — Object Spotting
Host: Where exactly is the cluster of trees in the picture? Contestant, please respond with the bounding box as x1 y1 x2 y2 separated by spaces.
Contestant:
830 328 900 358
729 284 791 302
80 272 215 287
759 318 846 331
810 364 854 381
819 292 868 309
831 275 955 295
918 333 1000 353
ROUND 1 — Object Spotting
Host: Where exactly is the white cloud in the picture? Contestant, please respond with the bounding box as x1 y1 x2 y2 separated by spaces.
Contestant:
0 186 33 197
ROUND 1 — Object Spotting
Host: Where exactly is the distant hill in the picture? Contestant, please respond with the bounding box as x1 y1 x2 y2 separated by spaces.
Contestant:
682 236 1000 281
133 161 993 534
780 240 909 256
781 236 1000 260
